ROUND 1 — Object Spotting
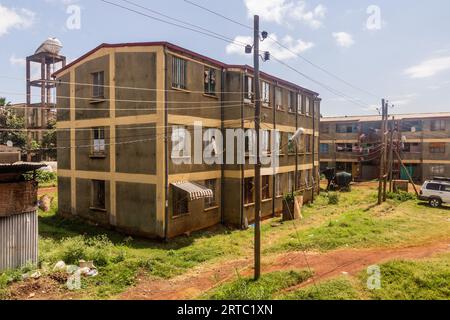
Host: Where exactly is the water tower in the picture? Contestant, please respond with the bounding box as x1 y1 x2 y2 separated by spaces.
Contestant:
25 38 66 161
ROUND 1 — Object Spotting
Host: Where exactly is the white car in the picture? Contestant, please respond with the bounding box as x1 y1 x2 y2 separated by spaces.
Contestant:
419 178 450 208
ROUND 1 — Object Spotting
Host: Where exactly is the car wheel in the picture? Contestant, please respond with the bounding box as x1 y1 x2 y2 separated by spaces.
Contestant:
429 198 442 208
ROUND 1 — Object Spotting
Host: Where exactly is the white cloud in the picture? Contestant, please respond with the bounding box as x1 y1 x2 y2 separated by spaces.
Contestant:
9 54 26 67
244 0 326 29
9 54 42 80
404 56 450 79
0 5 35 37
332 32 355 48
226 34 314 61
390 94 418 107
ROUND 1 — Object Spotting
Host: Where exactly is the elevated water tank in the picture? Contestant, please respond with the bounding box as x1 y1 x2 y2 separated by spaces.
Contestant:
35 37 63 55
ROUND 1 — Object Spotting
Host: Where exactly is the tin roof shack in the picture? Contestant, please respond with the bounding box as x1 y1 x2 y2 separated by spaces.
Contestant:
0 163 45 272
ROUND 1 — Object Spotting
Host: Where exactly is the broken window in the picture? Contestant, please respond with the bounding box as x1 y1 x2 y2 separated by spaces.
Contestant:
172 56 187 89
204 179 217 208
262 176 271 200
91 180 105 210
204 67 216 95
92 71 104 98
261 81 270 105
173 188 189 217
244 177 254 204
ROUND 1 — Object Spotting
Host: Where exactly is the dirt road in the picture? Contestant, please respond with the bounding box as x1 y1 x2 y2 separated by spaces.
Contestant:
120 239 449 300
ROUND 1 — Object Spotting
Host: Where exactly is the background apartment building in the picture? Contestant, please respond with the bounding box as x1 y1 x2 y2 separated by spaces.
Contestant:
320 113 450 182
54 42 320 239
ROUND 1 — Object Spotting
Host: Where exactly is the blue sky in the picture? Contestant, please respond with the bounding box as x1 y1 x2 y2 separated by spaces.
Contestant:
1 0 449 116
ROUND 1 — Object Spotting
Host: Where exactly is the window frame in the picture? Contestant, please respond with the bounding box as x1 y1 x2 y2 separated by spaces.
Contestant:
91 180 106 211
431 119 445 131
172 56 187 90
92 127 106 156
204 179 218 209
244 177 255 205
275 87 283 110
262 176 271 200
92 71 105 99
261 81 271 106
429 142 445 154
204 67 217 96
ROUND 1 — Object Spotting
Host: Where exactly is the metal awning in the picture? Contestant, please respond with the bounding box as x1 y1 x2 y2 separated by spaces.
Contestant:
171 181 213 201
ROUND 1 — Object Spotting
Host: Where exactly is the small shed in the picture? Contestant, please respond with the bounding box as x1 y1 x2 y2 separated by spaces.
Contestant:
0 163 45 272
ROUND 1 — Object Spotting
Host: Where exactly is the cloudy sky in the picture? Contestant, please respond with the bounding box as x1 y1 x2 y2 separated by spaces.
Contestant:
1 0 449 116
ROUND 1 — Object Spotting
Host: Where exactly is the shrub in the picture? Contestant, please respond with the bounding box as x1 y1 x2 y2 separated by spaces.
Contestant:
386 191 415 202
328 192 339 205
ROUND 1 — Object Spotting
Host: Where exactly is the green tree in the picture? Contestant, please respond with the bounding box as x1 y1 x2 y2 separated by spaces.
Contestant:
42 118 57 159
0 97 26 149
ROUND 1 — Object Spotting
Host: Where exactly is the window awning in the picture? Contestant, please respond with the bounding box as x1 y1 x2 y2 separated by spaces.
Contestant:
171 181 214 201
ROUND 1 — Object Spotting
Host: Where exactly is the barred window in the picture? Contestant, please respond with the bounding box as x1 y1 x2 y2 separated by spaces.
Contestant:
92 71 104 98
172 56 187 89
204 179 217 208
92 127 105 155
262 81 270 105
204 67 216 95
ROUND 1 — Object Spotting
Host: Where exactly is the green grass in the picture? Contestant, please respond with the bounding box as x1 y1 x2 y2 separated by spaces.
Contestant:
281 254 450 300
269 193 450 253
360 254 450 300
205 270 313 300
279 277 361 300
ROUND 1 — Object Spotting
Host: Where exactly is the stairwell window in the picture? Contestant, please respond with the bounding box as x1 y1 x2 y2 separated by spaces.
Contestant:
92 71 104 98
204 67 216 95
92 127 106 155
172 56 187 90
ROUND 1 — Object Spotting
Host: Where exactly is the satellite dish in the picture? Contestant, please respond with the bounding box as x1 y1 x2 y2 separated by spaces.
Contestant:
6 140 13 147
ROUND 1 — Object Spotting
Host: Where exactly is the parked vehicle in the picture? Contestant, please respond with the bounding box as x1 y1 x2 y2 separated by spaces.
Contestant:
419 177 450 208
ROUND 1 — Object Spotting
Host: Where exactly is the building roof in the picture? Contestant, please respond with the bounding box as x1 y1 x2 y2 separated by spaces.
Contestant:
321 112 450 123
52 41 319 96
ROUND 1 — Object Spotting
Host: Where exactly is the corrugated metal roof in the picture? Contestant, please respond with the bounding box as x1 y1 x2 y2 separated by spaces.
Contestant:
322 112 450 123
0 162 46 174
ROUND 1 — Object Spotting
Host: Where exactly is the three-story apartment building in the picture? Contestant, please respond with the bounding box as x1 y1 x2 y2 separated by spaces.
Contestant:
53 42 320 239
320 113 450 182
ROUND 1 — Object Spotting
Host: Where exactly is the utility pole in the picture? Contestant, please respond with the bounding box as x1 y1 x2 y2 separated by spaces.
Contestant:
378 99 387 205
253 14 262 281
388 116 395 192
382 109 390 202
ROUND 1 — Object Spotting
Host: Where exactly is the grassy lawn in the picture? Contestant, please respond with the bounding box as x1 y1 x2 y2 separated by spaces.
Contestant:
1 183 449 299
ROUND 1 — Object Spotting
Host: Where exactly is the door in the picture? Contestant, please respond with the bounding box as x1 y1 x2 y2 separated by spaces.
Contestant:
401 165 414 180
441 184 450 203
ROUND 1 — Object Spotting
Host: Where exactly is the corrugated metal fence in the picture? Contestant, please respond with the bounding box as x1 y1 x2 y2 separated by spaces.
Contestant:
0 211 38 272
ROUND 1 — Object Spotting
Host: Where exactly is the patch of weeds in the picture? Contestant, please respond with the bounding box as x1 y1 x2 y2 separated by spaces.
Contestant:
279 277 360 300
206 270 313 300
327 192 339 205
386 191 415 203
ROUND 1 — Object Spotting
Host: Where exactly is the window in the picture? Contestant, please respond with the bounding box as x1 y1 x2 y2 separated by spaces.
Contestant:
288 91 295 113
172 56 187 89
204 179 217 208
305 170 312 187
92 72 104 98
431 165 445 176
275 174 282 197
426 183 441 191
430 142 445 154
431 119 445 131
91 180 105 210
403 143 420 153
314 100 320 118
204 67 216 95
320 143 329 154
92 128 105 155
320 124 329 134
275 131 282 154
305 96 311 116
204 129 218 158
262 176 270 200
336 124 356 133
244 177 254 204
297 94 303 114
173 188 189 217
244 75 253 102
275 87 282 110
297 171 303 189
442 185 450 192
288 172 295 193
400 120 422 132
262 130 270 155
262 81 270 105
336 143 353 152
305 135 311 153
172 125 190 158
245 129 255 155
287 133 295 154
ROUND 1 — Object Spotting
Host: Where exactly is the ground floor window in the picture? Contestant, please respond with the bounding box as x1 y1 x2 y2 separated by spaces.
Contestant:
262 176 271 200
173 189 189 217
288 172 295 193
205 179 217 208
91 180 106 210
244 177 254 204
430 165 445 176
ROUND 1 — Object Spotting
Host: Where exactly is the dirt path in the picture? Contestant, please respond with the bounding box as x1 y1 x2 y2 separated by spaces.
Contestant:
120 239 450 300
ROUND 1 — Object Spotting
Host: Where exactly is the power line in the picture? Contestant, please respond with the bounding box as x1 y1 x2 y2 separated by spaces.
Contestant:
183 0 380 100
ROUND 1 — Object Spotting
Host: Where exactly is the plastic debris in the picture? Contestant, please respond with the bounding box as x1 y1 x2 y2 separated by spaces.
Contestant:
53 261 66 272
30 271 41 279
86 269 98 277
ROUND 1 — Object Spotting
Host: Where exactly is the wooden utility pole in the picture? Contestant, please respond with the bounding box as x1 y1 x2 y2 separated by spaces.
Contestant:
377 99 387 205
382 110 390 202
388 116 395 192
253 14 262 281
